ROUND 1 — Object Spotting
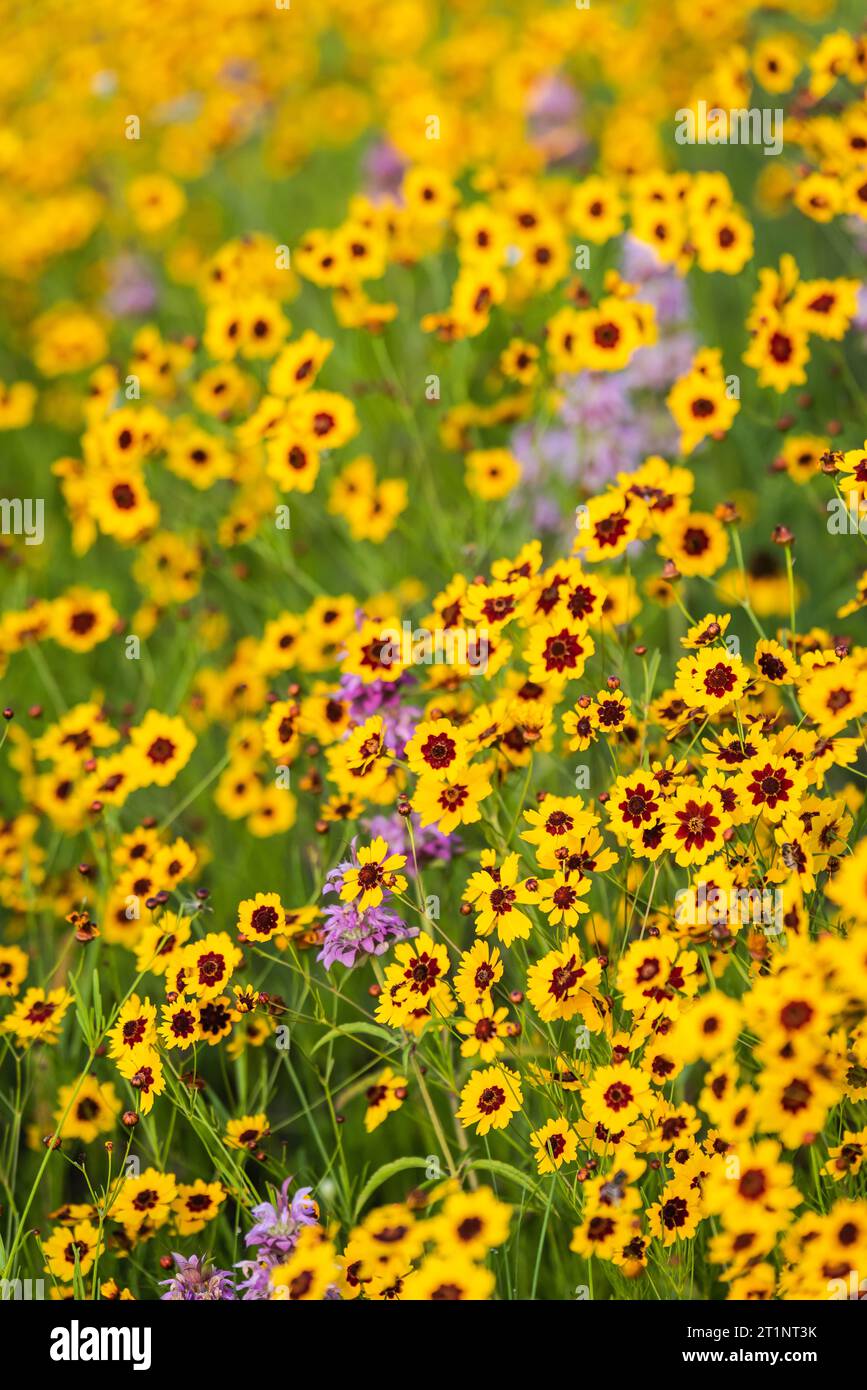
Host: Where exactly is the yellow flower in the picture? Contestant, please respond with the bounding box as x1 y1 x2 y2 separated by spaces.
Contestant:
128 710 196 787
172 1180 226 1236
465 448 521 500
225 1113 270 1151
110 1167 177 1232
54 1076 121 1142
530 1117 579 1174
43 1220 101 1283
457 1063 523 1135
364 1066 408 1132
126 174 186 233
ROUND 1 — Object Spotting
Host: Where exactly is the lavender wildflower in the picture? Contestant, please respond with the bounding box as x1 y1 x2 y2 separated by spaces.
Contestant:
160 1253 236 1300
236 1178 318 1300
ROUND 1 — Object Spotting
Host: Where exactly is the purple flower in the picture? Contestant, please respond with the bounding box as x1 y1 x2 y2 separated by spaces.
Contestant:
508 231 696 537
318 839 416 970
365 811 462 865
332 672 421 757
160 1253 235 1301
362 140 407 202
245 1179 318 1257
526 73 588 166
103 254 157 317
318 899 415 970
236 1178 319 1300
621 234 690 326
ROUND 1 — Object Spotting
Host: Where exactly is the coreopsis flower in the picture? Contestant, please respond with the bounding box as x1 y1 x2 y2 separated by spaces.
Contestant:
172 1181 227 1236
426 1188 511 1260
659 511 729 578
733 755 805 822
159 997 201 1051
607 771 663 843
262 700 301 763
54 1076 121 1142
43 1219 102 1283
526 935 603 1024
754 637 799 684
661 786 726 867
520 795 597 869
237 892 285 943
108 994 157 1062
49 586 118 653
570 1207 631 1260
128 710 196 787
772 814 816 891
675 648 749 715
117 1048 165 1114
457 1063 523 1135
703 1140 800 1231
617 936 700 1021
269 1225 339 1300
412 760 494 835
562 699 600 752
226 1113 270 1151
581 1064 653 1130
530 1117 579 1174
364 1067 408 1132
456 999 512 1061
666 348 739 454
0 944 29 996
342 617 406 686
798 655 867 736
535 869 591 926
183 933 243 999
823 1129 867 1182
464 851 538 946
647 1179 704 1247
196 997 235 1046
338 836 407 911
744 315 810 392
326 714 392 800
378 930 451 1027
568 176 624 243
464 448 522 501
670 993 742 1063
403 718 469 777
593 686 632 734
756 1062 838 1149
110 1168 177 1234
454 939 503 1007
576 490 647 565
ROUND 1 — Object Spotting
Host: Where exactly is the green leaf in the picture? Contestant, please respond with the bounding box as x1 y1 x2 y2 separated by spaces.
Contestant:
354 1157 430 1219
467 1159 548 1205
309 1022 397 1058
91 970 103 1034
68 975 94 1050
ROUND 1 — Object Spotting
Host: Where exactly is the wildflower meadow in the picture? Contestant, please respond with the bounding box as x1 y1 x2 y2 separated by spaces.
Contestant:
2 0 867 1331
